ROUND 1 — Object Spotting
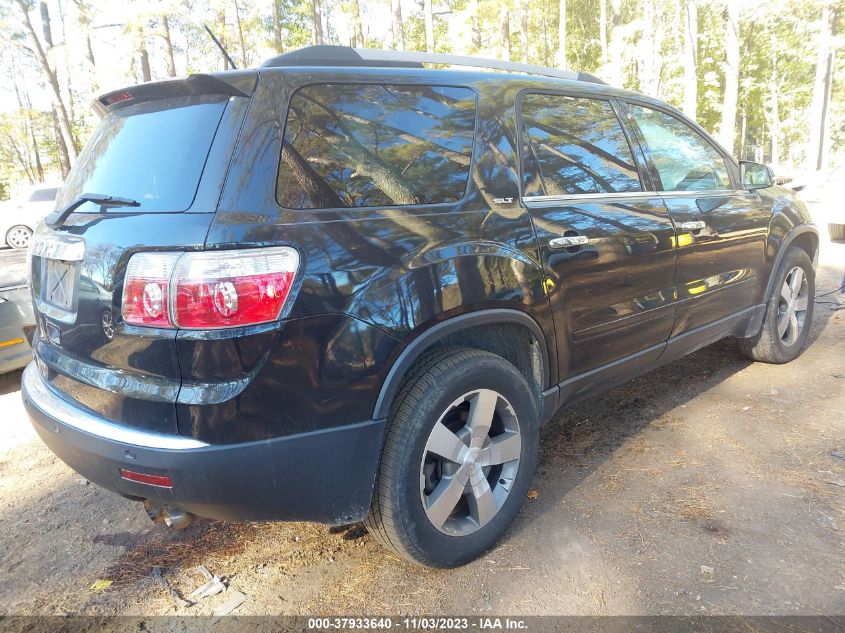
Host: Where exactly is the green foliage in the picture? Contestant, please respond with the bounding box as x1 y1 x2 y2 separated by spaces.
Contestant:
0 0 841 195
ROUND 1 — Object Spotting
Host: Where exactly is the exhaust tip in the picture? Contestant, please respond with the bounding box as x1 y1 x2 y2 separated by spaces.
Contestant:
142 499 194 530
162 506 194 530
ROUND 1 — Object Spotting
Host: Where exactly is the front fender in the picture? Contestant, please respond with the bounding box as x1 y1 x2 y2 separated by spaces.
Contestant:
762 186 818 300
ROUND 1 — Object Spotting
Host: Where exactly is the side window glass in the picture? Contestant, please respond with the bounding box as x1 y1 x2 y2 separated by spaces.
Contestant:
277 84 476 209
628 105 731 192
520 93 642 197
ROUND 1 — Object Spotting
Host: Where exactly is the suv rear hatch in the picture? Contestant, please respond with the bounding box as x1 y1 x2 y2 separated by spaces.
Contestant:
29 72 255 436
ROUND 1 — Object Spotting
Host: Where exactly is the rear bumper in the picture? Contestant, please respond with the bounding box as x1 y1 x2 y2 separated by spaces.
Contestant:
21 363 385 524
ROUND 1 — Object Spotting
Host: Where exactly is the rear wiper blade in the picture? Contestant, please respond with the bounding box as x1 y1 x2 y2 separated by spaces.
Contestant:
47 192 141 229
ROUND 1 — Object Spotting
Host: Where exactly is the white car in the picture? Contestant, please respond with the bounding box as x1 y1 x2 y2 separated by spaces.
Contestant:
1 184 61 249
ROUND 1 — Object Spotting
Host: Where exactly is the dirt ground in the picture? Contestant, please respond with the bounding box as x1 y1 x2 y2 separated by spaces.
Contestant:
0 192 843 620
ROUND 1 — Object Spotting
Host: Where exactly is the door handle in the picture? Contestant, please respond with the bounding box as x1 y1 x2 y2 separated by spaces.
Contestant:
549 235 589 249
679 220 706 231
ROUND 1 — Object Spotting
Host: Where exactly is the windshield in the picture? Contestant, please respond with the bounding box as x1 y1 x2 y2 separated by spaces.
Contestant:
28 188 58 202
57 95 228 213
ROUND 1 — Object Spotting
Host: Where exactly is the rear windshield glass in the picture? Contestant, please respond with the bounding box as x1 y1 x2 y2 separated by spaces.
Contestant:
57 95 227 213
277 84 476 209
28 188 58 202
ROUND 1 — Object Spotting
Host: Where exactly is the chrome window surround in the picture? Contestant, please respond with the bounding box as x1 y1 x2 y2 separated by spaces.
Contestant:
521 189 754 208
23 363 208 450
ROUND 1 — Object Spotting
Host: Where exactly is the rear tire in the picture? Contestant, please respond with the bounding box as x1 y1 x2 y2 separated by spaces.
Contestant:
365 347 539 568
829 223 845 242
738 247 814 364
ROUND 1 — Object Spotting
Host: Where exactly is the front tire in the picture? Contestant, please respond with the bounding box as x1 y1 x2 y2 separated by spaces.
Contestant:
739 246 815 363
365 347 539 567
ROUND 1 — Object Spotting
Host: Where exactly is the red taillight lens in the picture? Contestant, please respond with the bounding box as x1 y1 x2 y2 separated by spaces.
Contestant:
122 253 180 327
121 248 299 330
174 272 296 328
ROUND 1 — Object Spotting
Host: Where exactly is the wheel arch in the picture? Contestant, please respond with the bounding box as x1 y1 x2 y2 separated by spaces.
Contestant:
764 223 819 301
372 309 556 422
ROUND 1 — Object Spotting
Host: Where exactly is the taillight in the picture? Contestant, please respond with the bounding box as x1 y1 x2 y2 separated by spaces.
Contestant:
121 247 299 329
122 253 180 327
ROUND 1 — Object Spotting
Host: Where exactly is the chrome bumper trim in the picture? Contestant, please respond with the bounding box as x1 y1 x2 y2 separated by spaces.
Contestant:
22 363 208 450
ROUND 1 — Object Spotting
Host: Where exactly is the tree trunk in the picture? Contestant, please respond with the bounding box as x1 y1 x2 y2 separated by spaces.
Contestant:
71 0 97 90
352 0 365 48
234 0 248 67
15 81 44 182
217 10 229 70
162 15 177 77
7 135 35 185
717 2 740 153
769 34 780 168
39 1 53 47
519 0 529 63
273 0 283 51
807 4 832 170
139 29 152 82
557 0 566 69
11 72 44 182
470 0 481 52
29 121 44 182
640 0 656 94
311 0 324 45
541 4 550 65
600 0 608 71
606 0 625 86
85 32 97 91
16 0 77 165
817 49 835 170
392 0 405 50
424 0 435 52
51 108 72 178
682 0 698 119
500 6 511 61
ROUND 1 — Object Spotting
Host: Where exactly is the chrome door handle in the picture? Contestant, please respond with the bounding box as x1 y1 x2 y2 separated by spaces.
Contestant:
680 220 706 231
549 235 589 249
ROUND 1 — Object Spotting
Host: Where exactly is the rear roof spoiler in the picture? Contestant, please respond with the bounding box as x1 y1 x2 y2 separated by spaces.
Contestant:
93 71 257 116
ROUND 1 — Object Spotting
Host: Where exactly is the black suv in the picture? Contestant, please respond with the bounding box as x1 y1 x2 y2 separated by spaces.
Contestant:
22 46 818 567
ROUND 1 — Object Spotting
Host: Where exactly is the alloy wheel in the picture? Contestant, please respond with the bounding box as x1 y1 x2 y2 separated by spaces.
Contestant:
778 266 809 346
419 389 521 536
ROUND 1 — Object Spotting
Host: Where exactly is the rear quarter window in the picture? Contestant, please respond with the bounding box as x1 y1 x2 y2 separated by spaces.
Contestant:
276 84 476 209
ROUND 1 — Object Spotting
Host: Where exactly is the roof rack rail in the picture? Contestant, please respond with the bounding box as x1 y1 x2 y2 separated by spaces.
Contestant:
261 45 606 85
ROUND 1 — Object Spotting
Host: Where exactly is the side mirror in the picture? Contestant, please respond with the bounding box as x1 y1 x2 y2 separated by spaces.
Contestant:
740 161 774 190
